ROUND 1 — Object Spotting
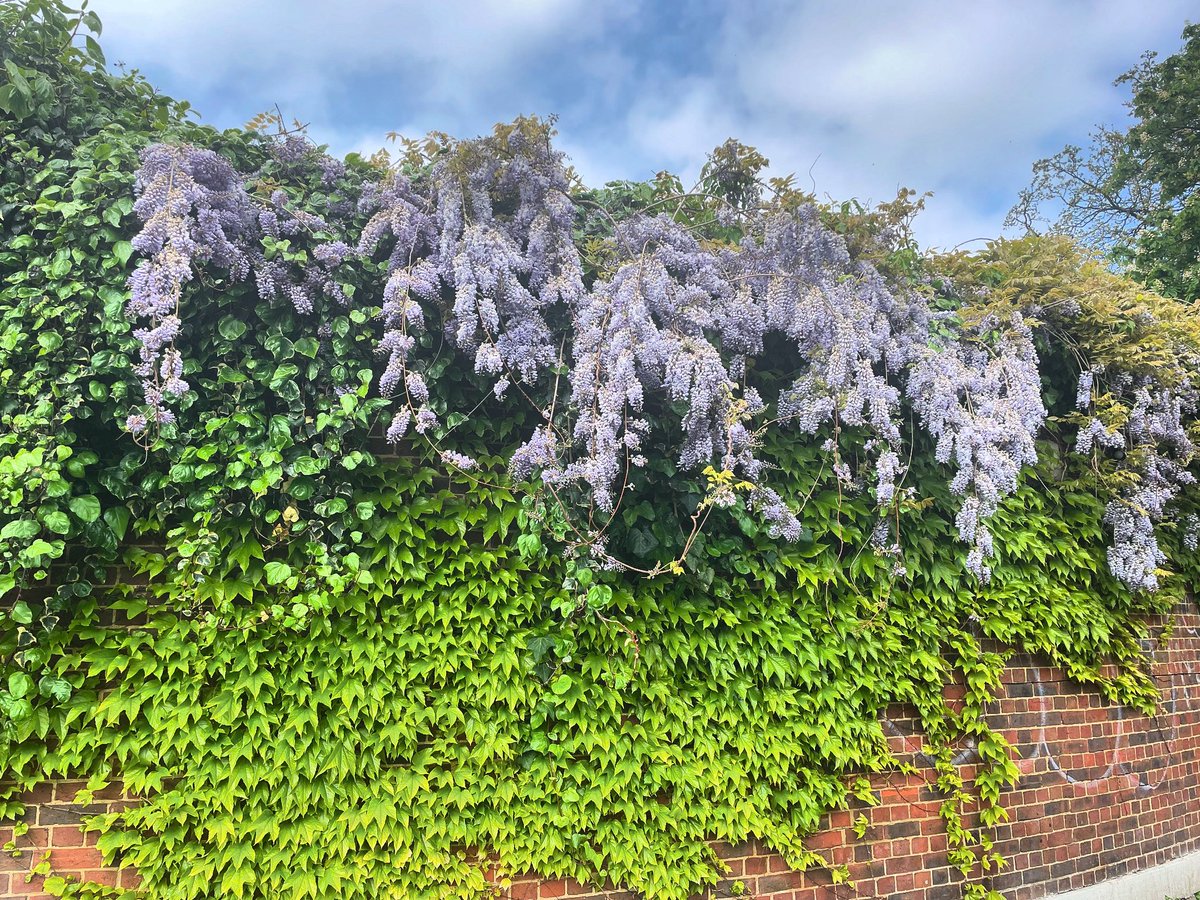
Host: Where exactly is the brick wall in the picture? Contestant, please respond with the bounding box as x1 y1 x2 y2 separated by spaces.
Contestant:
4 607 1198 900
0 781 139 898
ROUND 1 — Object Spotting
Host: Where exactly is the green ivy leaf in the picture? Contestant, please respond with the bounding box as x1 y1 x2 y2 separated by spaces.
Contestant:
8 673 33 700
104 506 131 540
69 495 102 523
292 457 324 476
264 561 292 586
294 337 320 358
1 520 40 540
22 539 61 561
38 676 71 704
37 331 63 352
218 316 248 341
41 511 70 535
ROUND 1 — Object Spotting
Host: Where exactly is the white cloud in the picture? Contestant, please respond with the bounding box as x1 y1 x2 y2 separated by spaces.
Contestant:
95 0 627 121
91 0 1197 248
597 0 1196 246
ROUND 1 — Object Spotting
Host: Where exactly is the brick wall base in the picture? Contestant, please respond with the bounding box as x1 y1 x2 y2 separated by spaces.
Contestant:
4 607 1198 900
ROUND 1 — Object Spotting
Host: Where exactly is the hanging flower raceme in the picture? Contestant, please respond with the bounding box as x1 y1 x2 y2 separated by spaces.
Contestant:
121 125 1200 590
553 214 747 512
125 144 256 432
355 172 440 442
1094 382 1197 591
428 120 586 389
251 188 351 315
355 120 586 448
906 313 1046 581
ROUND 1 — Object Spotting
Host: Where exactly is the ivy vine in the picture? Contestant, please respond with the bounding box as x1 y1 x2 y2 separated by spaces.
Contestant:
1 4 1197 900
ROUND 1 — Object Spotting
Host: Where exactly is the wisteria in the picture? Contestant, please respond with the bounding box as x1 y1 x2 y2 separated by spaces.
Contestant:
252 189 350 315
1184 514 1200 552
430 123 585 386
355 172 439 439
1081 379 1197 590
123 122 1200 589
126 137 356 430
125 144 255 431
907 314 1046 580
563 214 739 511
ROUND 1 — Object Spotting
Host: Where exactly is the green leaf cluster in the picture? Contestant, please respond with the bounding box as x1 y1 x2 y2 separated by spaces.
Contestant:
1 441 1176 900
0 7 1194 900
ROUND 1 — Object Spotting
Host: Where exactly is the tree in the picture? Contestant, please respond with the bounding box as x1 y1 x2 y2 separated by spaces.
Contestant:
1008 23 1200 301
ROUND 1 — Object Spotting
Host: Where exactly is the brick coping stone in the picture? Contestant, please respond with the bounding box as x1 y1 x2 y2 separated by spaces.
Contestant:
1040 847 1200 900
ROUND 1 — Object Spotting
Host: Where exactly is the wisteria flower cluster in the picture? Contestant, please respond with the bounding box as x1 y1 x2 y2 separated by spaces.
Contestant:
252 189 352 315
124 122 1195 589
1077 375 1197 590
126 139 360 432
907 315 1045 580
125 144 256 431
355 121 585 443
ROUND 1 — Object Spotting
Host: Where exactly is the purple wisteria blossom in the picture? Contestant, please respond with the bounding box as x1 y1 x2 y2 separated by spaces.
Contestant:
125 144 255 429
1098 384 1195 591
124 125 1195 590
907 313 1045 581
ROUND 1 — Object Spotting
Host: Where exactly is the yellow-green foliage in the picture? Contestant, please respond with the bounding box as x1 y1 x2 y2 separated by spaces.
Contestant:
2 5 1197 899
3 439 1176 900
942 235 1200 387
941 236 1200 508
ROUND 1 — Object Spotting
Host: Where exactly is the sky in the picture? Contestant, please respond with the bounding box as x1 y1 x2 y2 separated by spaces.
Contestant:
90 0 1196 251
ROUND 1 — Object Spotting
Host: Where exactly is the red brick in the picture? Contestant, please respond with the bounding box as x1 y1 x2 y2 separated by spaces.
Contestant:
48 848 103 869
744 856 767 875
5 606 1200 899
49 825 85 848
80 869 119 886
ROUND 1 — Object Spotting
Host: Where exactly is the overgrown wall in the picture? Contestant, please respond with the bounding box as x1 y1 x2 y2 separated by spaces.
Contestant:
4 605 1196 900
7 5 1200 900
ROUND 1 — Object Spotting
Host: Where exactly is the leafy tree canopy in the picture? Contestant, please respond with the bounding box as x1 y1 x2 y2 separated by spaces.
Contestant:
1010 23 1200 301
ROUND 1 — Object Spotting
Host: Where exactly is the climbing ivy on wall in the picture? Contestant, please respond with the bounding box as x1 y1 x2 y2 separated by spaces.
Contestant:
1 3 1198 899
13 445 1182 900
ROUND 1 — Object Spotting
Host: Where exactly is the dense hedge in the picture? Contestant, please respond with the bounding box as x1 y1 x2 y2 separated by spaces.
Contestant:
2 4 1198 900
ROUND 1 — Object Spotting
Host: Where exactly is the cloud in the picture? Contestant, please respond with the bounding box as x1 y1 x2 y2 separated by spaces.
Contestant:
91 0 1196 248
95 0 629 125
728 0 1183 170
591 0 1196 246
